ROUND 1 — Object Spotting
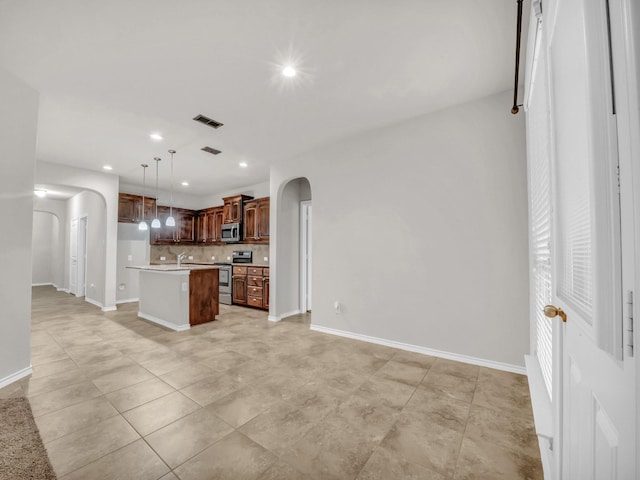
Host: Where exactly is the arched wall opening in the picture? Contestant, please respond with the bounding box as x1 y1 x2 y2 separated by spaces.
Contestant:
33 183 111 308
35 161 119 310
270 176 312 321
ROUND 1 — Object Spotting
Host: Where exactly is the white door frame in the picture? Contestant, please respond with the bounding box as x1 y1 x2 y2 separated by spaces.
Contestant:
77 215 88 297
69 215 88 297
299 201 312 312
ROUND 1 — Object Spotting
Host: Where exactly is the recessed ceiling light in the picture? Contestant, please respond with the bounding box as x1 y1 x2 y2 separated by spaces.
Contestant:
282 66 296 77
34 189 47 198
150 133 163 141
103 165 113 171
239 162 248 168
181 181 189 186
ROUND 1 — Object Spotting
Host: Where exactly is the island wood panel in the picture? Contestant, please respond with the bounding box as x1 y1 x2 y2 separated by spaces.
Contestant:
188 269 219 326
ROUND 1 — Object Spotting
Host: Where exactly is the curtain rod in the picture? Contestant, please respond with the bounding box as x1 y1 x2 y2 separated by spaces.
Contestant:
511 0 524 114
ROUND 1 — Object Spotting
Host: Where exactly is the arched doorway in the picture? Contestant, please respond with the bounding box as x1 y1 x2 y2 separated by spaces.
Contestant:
33 184 109 307
271 177 312 321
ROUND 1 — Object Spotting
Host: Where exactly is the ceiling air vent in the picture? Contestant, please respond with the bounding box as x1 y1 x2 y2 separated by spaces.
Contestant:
193 114 224 129
201 146 222 155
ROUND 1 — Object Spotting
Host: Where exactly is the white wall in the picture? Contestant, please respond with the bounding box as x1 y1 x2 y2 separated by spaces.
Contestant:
116 223 150 303
32 211 56 285
36 161 119 309
34 197 67 290
67 190 107 305
199 180 270 209
0 67 38 387
270 90 529 369
119 183 203 211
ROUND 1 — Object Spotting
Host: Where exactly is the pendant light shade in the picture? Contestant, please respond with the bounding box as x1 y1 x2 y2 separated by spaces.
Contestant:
151 157 162 228
138 163 149 231
165 149 176 227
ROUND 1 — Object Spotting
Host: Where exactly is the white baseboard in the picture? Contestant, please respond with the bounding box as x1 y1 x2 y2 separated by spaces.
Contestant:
268 310 301 322
116 298 139 305
0 366 32 390
84 296 102 309
138 312 190 332
309 325 527 375
84 297 117 312
56 287 69 293
32 282 53 287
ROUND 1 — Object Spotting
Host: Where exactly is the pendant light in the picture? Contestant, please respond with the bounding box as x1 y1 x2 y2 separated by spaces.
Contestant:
165 149 176 227
138 164 149 231
151 157 162 229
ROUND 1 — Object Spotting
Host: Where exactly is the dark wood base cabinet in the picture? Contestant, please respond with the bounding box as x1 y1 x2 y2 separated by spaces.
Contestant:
232 268 248 305
232 265 269 310
189 269 219 326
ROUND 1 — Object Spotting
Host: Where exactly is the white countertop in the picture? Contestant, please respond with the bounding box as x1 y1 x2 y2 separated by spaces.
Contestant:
127 264 220 272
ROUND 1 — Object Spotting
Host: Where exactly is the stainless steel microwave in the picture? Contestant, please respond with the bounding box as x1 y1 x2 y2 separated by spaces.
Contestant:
221 222 241 242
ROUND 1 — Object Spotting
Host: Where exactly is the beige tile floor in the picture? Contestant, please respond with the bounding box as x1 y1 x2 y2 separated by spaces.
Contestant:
0 286 543 479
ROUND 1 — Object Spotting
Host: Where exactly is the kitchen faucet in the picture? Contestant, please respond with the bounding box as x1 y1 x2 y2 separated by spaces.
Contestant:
177 252 186 267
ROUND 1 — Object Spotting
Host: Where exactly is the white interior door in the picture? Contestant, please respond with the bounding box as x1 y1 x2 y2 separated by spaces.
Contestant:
545 0 636 478
69 218 78 295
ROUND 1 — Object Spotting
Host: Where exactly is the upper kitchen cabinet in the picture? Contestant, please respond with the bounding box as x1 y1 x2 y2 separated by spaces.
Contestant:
178 208 197 243
222 194 253 224
118 193 156 224
151 206 197 245
243 197 270 243
196 206 224 244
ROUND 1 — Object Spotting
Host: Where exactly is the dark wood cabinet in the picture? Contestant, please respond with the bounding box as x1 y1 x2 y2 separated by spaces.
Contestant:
118 194 137 223
151 206 175 244
233 265 268 310
178 209 196 243
222 194 253 224
232 266 248 305
196 206 224 244
262 273 269 309
151 207 197 245
118 193 156 224
144 192 268 246
243 197 269 243
189 269 219 326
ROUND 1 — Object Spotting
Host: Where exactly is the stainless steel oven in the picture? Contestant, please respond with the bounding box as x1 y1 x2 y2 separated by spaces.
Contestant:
214 263 232 305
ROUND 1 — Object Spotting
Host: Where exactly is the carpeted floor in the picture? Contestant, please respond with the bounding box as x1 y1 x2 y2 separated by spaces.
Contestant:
0 396 57 480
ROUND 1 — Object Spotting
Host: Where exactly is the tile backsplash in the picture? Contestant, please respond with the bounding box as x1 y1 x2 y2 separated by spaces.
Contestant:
151 244 269 265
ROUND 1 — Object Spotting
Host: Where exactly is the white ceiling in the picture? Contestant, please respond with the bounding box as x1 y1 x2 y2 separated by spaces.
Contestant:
0 0 526 197
34 184 84 200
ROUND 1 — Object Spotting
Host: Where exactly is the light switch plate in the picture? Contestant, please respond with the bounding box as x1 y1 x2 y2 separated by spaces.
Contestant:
188 255 193 260
181 282 188 292
127 254 133 261
211 256 215 260
264 257 268 262
160 256 166 261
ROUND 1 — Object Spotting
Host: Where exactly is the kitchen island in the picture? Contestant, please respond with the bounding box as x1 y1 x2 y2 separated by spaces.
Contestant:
127 265 219 331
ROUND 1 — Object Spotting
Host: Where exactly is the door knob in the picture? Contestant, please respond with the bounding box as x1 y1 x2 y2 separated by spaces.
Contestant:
544 305 567 323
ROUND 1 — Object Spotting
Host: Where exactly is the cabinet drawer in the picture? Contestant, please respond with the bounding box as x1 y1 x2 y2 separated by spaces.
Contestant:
263 268 269 277
247 296 263 308
248 275 262 286
248 267 263 276
233 266 247 275
247 285 263 297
